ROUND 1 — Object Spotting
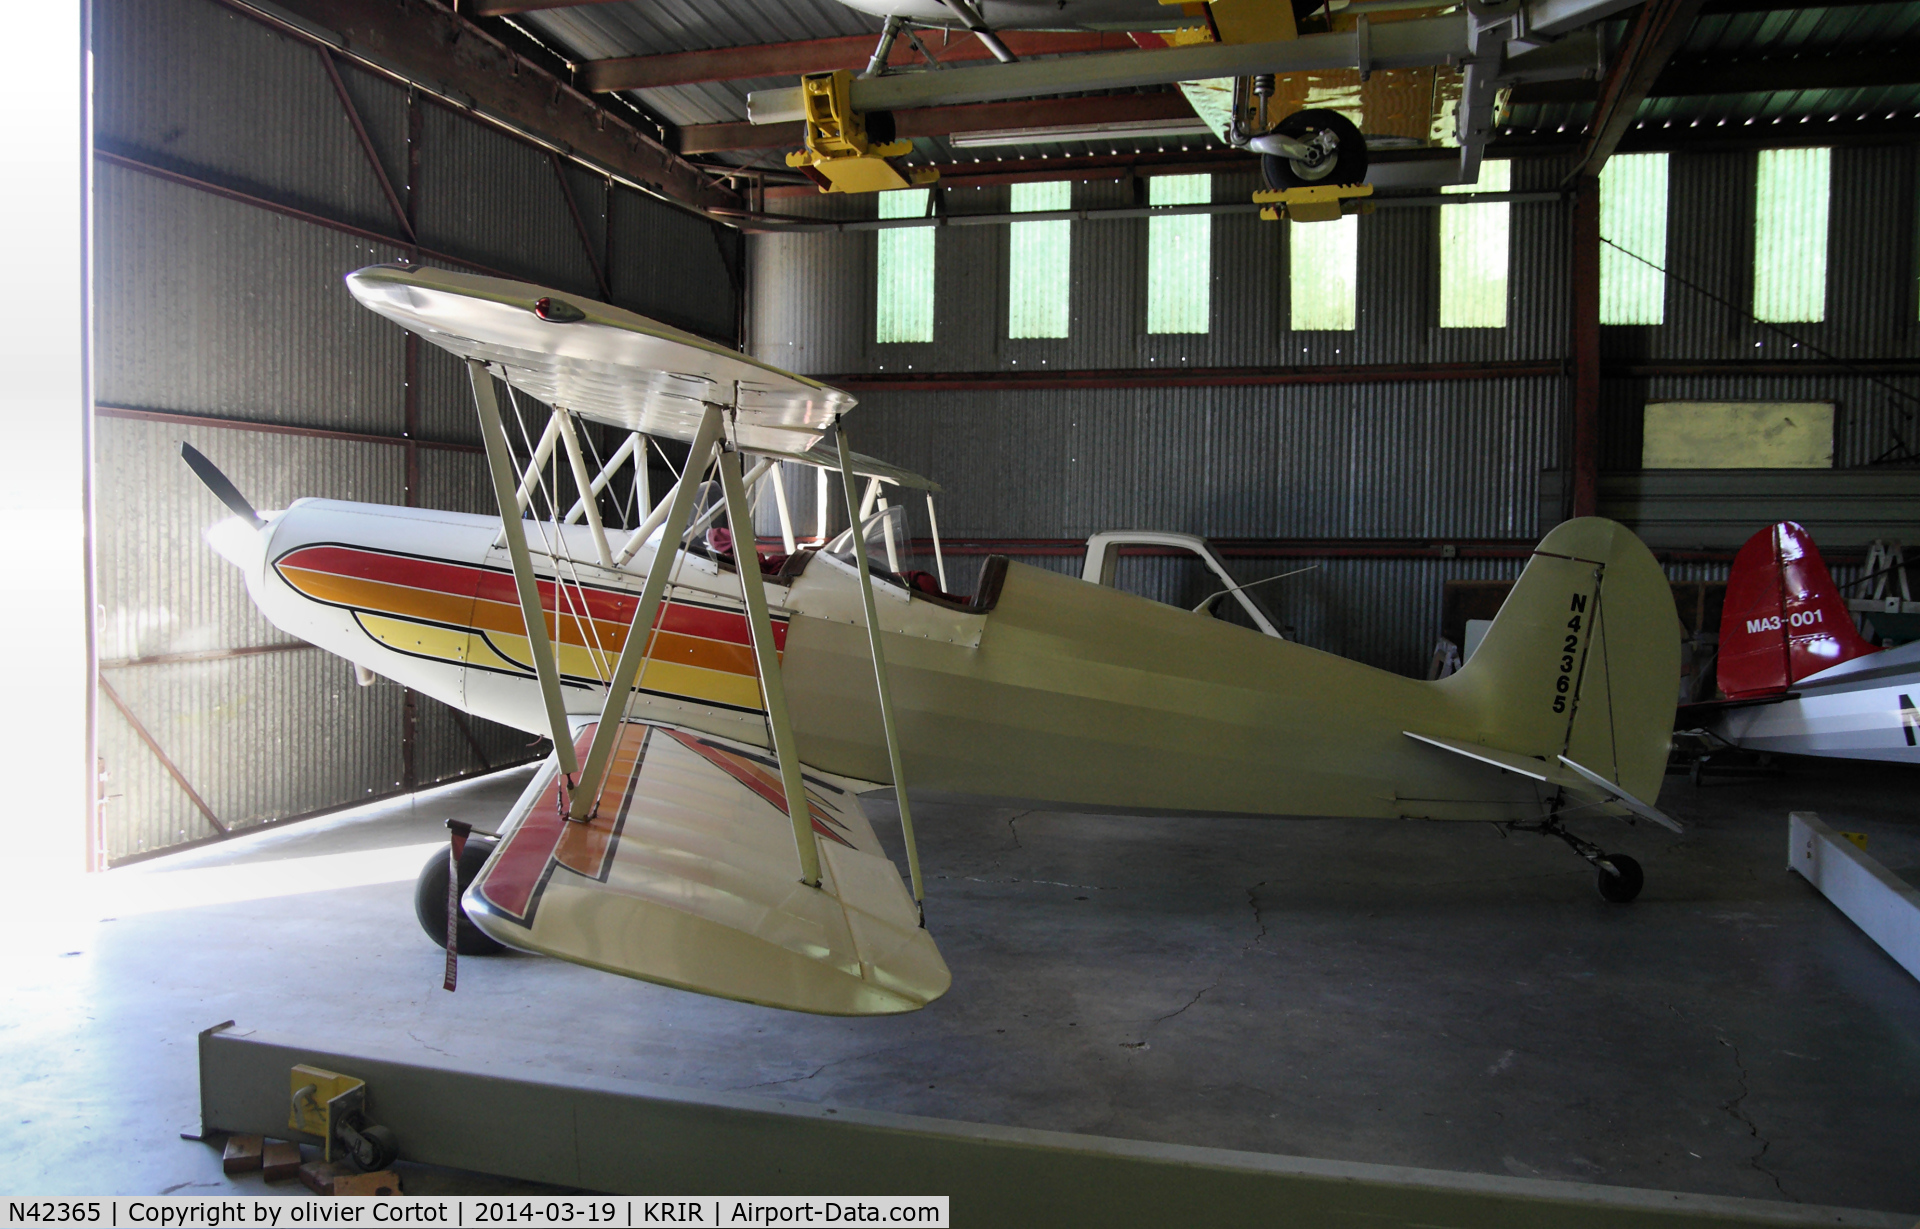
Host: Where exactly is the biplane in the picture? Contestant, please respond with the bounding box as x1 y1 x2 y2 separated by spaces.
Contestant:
1683 521 1920 765
188 263 1681 1018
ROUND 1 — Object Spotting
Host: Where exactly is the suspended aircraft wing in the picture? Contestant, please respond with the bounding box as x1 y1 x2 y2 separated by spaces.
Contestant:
344 264 855 452
465 720 950 1016
1403 731 1683 833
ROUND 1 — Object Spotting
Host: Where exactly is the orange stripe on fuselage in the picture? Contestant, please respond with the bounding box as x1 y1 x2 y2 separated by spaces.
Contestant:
275 545 784 679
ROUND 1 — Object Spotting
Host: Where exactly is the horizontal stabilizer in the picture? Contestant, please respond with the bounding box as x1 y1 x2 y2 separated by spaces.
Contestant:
1557 754 1684 833
1404 732 1683 833
464 720 949 1016
1403 731 1557 782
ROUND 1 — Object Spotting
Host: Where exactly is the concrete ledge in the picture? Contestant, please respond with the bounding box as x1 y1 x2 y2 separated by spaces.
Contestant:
197 1024 1912 1227
1789 811 1920 982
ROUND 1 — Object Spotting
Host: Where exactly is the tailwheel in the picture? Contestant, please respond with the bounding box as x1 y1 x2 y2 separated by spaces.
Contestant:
1595 854 1644 904
1512 817 1646 904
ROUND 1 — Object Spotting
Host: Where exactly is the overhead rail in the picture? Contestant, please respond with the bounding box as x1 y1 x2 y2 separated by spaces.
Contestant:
720 189 1565 233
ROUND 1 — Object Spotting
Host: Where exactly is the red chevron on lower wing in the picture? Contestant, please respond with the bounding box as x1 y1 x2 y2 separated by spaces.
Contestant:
664 730 856 849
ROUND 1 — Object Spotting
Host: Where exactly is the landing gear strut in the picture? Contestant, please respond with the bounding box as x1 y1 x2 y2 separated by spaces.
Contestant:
1510 816 1645 903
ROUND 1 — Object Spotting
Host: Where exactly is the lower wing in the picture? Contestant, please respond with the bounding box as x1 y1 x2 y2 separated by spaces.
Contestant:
463 719 950 1016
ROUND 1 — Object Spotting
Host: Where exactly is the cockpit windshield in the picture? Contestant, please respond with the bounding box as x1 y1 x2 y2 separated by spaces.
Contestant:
827 504 908 582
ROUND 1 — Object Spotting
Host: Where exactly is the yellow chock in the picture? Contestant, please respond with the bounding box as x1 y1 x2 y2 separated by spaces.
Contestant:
1254 182 1374 223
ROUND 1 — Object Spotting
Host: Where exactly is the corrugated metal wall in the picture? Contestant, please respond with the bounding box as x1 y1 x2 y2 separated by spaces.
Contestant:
750 147 1919 677
91 0 741 861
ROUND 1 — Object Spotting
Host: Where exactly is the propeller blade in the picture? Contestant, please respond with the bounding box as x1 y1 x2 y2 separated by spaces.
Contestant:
179 443 264 529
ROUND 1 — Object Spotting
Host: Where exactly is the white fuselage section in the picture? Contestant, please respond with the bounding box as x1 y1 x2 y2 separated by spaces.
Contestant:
1710 641 1920 763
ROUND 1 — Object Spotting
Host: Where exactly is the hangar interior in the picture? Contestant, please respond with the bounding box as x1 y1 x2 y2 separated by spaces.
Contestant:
11 0 1920 1217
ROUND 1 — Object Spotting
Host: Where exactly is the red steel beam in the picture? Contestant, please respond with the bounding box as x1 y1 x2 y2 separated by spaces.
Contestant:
582 30 1140 94
821 358 1919 393
100 644 317 669
96 404 484 454
215 0 738 213
1571 0 1709 179
827 360 1564 392
683 91 1197 155
903 538 1759 563
98 676 229 836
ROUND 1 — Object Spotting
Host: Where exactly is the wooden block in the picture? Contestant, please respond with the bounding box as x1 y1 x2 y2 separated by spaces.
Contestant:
220 1134 263 1175
298 1160 346 1195
332 1170 402 1197
261 1141 301 1181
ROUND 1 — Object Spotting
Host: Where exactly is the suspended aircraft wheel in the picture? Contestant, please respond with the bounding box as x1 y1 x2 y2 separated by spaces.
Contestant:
413 838 505 955
1261 108 1368 191
1595 854 1644 904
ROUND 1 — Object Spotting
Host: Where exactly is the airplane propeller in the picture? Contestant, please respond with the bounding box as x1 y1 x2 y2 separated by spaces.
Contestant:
179 442 265 529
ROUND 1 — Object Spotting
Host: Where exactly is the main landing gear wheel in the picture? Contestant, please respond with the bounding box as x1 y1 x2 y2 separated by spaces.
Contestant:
1261 108 1368 191
1595 854 1644 904
414 838 504 955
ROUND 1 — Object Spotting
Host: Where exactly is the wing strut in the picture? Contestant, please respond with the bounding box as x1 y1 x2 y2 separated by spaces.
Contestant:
566 403 726 820
469 359 579 779
834 424 926 915
719 447 822 887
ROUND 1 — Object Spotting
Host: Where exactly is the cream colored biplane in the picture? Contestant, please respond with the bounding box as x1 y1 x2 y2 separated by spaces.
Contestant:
189 264 1680 1017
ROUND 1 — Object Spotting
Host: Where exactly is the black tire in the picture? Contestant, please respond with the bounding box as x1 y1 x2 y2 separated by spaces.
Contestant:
1260 108 1368 191
413 839 505 955
1596 854 1644 904
349 1124 398 1173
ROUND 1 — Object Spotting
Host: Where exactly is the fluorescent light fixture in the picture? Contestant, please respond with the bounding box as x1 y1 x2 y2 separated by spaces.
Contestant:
950 117 1215 148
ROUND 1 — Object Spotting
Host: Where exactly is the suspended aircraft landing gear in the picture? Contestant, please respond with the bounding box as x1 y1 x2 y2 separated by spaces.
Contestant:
1511 817 1644 904
414 837 504 954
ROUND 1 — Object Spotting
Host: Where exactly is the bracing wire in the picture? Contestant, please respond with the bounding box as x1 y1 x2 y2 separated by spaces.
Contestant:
1597 235 1920 420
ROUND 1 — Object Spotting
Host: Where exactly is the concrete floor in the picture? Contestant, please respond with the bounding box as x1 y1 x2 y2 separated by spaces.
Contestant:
4 755 1918 1213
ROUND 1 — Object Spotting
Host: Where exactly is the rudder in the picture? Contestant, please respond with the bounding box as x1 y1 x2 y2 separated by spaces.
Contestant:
1440 518 1679 804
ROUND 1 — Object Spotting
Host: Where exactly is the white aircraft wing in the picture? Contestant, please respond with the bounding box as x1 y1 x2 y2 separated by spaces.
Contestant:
345 265 855 452
464 720 949 1016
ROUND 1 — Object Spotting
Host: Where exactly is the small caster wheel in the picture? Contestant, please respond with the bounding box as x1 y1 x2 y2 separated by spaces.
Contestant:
1596 854 1643 904
414 839 504 955
349 1123 398 1172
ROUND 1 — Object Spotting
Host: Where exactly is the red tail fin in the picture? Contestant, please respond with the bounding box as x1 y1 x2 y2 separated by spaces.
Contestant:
1718 521 1877 698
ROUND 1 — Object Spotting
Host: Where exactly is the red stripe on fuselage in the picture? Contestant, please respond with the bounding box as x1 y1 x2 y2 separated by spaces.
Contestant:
277 544 786 649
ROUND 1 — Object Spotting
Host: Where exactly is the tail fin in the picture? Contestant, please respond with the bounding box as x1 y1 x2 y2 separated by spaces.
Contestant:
1441 518 1679 805
1717 522 1877 698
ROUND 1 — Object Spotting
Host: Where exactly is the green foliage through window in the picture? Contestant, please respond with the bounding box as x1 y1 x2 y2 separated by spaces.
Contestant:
876 189 934 343
1009 181 1070 339
1148 175 1210 334
1753 147 1830 324
1600 153 1667 325
1289 214 1357 331
1439 160 1510 329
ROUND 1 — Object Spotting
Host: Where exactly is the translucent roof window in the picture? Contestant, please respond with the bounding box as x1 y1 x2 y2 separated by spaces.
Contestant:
1753 147 1830 324
1439 160 1511 329
1148 174 1211 334
1009 180 1070 339
876 189 934 344
1289 214 1358 331
1600 153 1668 326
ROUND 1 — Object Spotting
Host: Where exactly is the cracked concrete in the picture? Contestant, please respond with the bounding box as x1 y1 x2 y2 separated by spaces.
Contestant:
4 757 1919 1213
1718 1034 1789 1200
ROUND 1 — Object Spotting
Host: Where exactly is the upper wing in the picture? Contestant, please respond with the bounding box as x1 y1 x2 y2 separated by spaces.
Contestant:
345 264 855 452
465 720 949 1016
